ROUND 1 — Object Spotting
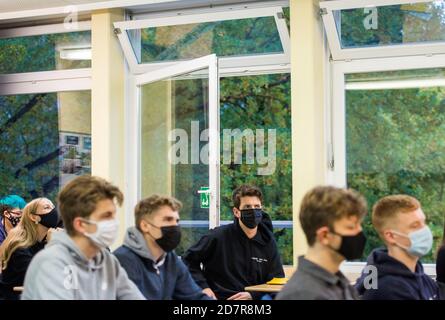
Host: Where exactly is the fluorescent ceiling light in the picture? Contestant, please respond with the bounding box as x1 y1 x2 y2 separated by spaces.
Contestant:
59 47 91 60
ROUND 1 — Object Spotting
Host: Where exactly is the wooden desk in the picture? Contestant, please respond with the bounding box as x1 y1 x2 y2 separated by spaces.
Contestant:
13 286 24 292
245 284 284 293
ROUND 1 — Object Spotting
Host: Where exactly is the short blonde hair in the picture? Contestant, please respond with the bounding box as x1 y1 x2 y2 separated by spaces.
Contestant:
372 195 420 236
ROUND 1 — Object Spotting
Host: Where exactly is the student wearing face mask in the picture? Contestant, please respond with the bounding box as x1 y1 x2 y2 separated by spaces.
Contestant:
354 195 442 300
113 194 212 300
21 176 144 300
276 186 367 300
0 195 27 245
0 197 60 300
183 185 284 300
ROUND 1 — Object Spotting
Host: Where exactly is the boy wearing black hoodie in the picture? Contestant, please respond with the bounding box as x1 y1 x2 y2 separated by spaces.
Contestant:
355 195 442 300
183 185 284 300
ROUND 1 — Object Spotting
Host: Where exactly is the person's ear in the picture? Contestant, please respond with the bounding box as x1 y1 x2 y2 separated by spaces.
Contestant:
29 214 40 224
72 217 89 234
140 219 151 233
382 230 396 245
233 207 241 219
315 226 331 246
3 210 10 218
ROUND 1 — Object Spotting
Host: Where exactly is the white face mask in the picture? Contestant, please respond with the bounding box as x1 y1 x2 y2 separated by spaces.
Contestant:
82 218 119 248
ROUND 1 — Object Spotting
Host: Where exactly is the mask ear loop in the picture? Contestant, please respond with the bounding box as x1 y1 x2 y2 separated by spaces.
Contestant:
30 211 41 225
389 229 411 251
318 228 339 255
143 220 162 241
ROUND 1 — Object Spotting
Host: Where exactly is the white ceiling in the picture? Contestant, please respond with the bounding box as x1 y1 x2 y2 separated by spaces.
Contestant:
0 0 116 14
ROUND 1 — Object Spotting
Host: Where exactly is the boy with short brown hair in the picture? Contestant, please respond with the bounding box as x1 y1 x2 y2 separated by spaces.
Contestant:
277 185 367 300
22 175 144 300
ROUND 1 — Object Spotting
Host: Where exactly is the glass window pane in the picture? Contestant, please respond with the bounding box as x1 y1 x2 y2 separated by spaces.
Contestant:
283 7 290 33
176 226 209 257
346 68 445 262
220 73 292 265
336 1 445 49
140 68 210 251
0 90 91 202
128 16 283 64
0 31 91 74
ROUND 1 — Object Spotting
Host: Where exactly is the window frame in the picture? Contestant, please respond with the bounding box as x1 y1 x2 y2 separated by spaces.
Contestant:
113 5 290 74
0 22 92 202
0 21 92 92
122 4 293 234
330 54 445 274
125 54 221 229
320 0 445 61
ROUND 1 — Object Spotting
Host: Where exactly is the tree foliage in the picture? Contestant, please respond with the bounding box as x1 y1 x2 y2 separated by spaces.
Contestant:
347 85 445 262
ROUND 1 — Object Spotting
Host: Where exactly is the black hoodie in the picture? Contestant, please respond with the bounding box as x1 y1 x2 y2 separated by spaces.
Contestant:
355 248 441 300
182 213 284 300
436 245 445 284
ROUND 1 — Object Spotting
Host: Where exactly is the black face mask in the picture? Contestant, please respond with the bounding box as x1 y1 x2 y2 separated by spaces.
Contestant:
330 230 367 261
239 208 263 229
148 223 181 252
38 207 59 229
6 213 21 227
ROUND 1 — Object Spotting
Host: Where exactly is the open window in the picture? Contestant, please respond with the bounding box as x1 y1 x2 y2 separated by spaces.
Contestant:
117 4 293 263
126 54 219 253
114 6 290 73
320 0 445 61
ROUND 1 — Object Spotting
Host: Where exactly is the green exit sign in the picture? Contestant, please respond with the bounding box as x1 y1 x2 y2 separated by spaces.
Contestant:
199 187 210 209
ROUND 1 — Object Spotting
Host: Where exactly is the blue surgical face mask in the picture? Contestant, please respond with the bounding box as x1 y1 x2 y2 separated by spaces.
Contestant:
392 226 433 258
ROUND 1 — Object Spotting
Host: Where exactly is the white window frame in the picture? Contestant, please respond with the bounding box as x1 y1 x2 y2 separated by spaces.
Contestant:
330 54 445 275
0 22 92 201
0 69 91 95
113 6 290 74
120 4 292 234
0 21 92 93
320 0 445 61
0 21 91 38
125 54 220 229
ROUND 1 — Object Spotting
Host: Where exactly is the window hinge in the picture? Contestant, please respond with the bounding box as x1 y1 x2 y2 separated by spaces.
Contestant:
114 28 121 35
277 12 284 19
320 8 328 16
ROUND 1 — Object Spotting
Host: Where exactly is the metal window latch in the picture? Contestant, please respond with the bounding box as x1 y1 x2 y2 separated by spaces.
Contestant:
277 12 284 19
319 8 328 16
114 28 121 35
